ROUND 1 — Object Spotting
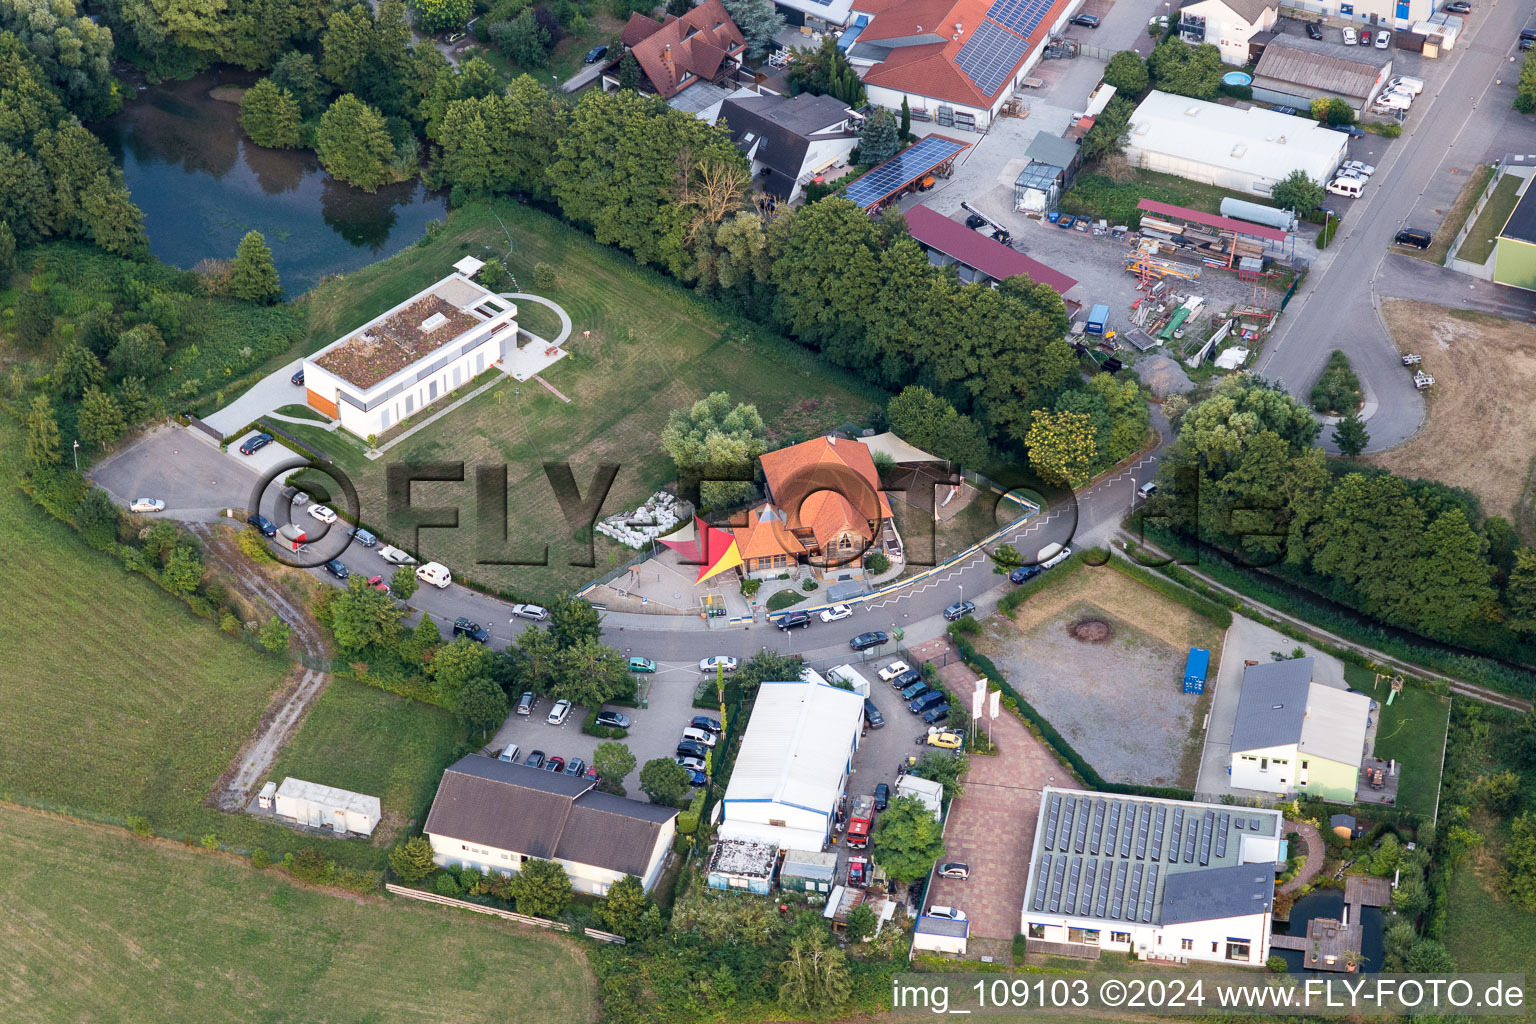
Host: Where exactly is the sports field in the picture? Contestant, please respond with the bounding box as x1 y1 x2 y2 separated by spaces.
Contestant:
0 804 597 1024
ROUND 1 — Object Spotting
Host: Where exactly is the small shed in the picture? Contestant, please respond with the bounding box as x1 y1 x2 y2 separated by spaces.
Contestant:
1330 813 1358 840
707 838 778 894
914 915 969 955
822 885 897 938
273 777 381 836
896 774 944 817
827 664 872 698
1086 304 1110 336
257 780 277 810
1183 648 1211 694
781 848 838 894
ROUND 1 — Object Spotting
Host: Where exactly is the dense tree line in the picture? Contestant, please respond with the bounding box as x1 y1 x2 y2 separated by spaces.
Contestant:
1152 374 1534 652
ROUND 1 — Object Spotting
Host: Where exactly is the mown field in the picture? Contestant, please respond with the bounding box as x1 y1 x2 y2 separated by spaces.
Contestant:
285 200 883 599
1348 663 1449 818
269 675 464 840
1445 857 1536 1021
0 804 598 1024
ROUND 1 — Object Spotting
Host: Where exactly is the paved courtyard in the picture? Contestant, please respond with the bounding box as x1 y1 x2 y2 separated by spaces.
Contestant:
911 637 1077 945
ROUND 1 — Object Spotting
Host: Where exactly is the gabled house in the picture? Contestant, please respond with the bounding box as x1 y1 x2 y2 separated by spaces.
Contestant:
731 435 894 578
621 0 747 101
424 756 678 894
716 92 859 202
1177 0 1278 66
1228 658 1373 802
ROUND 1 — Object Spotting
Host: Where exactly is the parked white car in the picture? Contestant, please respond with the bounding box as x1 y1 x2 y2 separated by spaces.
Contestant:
1342 160 1375 176
680 726 717 748
927 906 967 921
1326 177 1364 198
509 603 548 620
1375 29 1391 48
379 545 416 565
820 604 854 623
546 699 572 725
878 660 913 683
1342 26 1357 44
130 498 166 513
308 504 338 524
698 656 738 673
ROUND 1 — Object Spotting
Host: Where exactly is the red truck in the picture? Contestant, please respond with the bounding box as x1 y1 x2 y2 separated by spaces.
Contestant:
846 794 875 849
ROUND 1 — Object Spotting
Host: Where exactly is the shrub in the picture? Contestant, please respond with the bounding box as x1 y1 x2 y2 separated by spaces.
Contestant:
864 551 890 574
801 578 818 591
127 815 153 837
1266 954 1288 973
582 707 628 739
534 262 557 288
433 870 462 896
1012 933 1029 963
1309 350 1362 415
200 833 219 851
251 848 271 868
677 791 705 834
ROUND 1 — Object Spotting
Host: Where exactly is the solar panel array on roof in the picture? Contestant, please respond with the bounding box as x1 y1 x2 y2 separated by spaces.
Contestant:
1105 802 1120 853
1044 793 1060 849
1184 812 1199 861
1143 864 1159 922
986 0 1054 37
1151 806 1166 861
1065 857 1081 912
1128 862 1143 912
842 136 967 210
954 20 1029 96
1061 796 1076 852
1251 817 1263 831
1170 808 1183 864
1091 801 1105 854
1119 805 1135 858
1215 813 1231 859
1136 806 1150 860
1075 801 1089 853
1080 860 1097 916
1032 854 1051 910
1109 862 1127 919
1050 857 1066 911
1200 810 1215 866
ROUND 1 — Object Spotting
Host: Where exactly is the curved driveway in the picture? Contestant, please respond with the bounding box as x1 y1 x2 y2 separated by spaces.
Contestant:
1257 0 1527 453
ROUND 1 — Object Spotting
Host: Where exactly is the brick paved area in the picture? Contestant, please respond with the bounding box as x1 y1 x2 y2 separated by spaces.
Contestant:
912 638 1079 941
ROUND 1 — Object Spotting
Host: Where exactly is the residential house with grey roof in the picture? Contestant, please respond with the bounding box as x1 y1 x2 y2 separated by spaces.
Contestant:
715 92 858 203
1178 0 1278 65
424 756 678 894
1229 657 1373 802
1021 789 1286 966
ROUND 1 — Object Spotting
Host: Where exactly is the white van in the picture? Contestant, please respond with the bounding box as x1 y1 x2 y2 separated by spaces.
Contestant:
1374 91 1411 110
1386 75 1423 95
1326 177 1364 198
1038 542 1073 569
415 561 452 588
498 742 520 763
680 726 718 748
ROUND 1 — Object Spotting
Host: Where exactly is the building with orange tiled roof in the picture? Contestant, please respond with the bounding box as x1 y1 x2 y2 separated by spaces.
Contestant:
731 435 894 578
845 0 1078 132
620 0 747 101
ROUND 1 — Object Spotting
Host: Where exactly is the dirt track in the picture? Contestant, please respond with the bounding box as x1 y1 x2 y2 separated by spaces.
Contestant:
191 523 334 812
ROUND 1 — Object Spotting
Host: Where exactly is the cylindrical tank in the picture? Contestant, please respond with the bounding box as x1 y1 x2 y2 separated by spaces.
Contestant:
1220 197 1297 233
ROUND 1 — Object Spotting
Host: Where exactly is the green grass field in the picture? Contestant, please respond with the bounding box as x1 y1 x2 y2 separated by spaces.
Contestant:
1458 172 1523 266
1349 663 1450 817
269 676 464 834
1445 859 1536 1020
0 804 597 1024
288 200 881 598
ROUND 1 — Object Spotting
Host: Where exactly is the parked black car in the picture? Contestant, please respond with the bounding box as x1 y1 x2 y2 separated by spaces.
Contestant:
246 513 277 538
1305 21 1323 38
943 600 975 621
1070 13 1099 27
864 699 885 729
677 739 710 760
900 681 930 701
453 617 490 643
290 368 305 386
524 749 546 768
584 44 608 63
777 611 812 630
324 559 349 580
596 710 631 730
1326 123 1366 138
1442 0 1469 11
922 704 951 724
238 432 274 455
690 715 722 734
892 668 924 690
1394 228 1432 249
1009 565 1041 584
850 631 889 651
873 782 889 811
910 690 947 714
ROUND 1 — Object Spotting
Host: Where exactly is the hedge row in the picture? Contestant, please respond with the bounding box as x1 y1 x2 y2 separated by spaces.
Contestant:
950 630 1195 801
1103 552 1233 628
996 549 1094 617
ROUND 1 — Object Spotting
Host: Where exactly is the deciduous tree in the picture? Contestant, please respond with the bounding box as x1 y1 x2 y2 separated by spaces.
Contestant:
391 565 419 599
108 324 166 380
271 50 329 117
1507 548 1536 635
327 574 405 653
1025 409 1098 487
1147 39 1223 100
1103 50 1149 95
428 636 496 706
455 674 510 735
1271 169 1325 214
639 757 689 804
599 873 660 938
661 391 767 508
593 740 637 785
721 0 784 58
549 594 604 648
551 635 631 708
258 616 293 652
409 0 471 33
162 545 204 593
508 857 573 916
77 385 124 452
777 931 851 1015
870 794 944 881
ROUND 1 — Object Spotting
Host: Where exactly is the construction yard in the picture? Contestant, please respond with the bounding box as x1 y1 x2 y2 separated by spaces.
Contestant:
1370 301 1536 526
973 568 1225 789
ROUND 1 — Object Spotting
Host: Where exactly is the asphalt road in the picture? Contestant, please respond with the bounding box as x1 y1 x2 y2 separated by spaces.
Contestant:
1256 0 1530 453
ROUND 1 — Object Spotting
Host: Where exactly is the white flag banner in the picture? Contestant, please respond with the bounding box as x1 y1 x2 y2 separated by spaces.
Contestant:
971 689 984 721
988 689 1001 720
974 677 987 698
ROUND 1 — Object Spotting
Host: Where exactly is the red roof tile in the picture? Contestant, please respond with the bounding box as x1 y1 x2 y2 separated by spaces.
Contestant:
905 204 1078 293
625 0 746 100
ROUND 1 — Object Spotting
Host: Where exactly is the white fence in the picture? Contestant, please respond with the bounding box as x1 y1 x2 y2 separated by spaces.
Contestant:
1444 160 1528 276
385 883 626 944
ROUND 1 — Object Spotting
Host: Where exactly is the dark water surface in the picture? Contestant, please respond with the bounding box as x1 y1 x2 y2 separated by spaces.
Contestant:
1272 887 1386 973
96 70 447 296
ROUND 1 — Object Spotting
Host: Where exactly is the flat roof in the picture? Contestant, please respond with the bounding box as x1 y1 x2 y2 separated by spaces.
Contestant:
708 838 779 877
1500 179 1536 245
1127 91 1345 186
1137 199 1288 243
723 679 864 815
275 777 381 817
1022 788 1283 928
311 272 514 392
905 204 1077 294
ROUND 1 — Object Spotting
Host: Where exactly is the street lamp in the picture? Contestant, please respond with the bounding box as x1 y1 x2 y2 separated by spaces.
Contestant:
72 440 79 472
1130 477 1137 515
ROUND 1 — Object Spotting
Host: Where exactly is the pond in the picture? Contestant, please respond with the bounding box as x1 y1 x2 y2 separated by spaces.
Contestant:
1272 887 1386 973
96 70 447 297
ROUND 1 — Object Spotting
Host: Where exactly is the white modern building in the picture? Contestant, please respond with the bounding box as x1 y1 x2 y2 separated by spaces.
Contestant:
1229 658 1373 803
301 257 517 439
424 756 677 895
719 678 865 850
1313 0 1433 32
1124 91 1348 197
1177 0 1278 65
1021 789 1285 967
273 777 381 836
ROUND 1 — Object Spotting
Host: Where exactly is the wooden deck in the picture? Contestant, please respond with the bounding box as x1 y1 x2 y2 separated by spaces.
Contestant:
1271 876 1392 971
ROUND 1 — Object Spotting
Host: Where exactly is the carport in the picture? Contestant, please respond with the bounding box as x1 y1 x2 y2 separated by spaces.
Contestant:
841 135 969 213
